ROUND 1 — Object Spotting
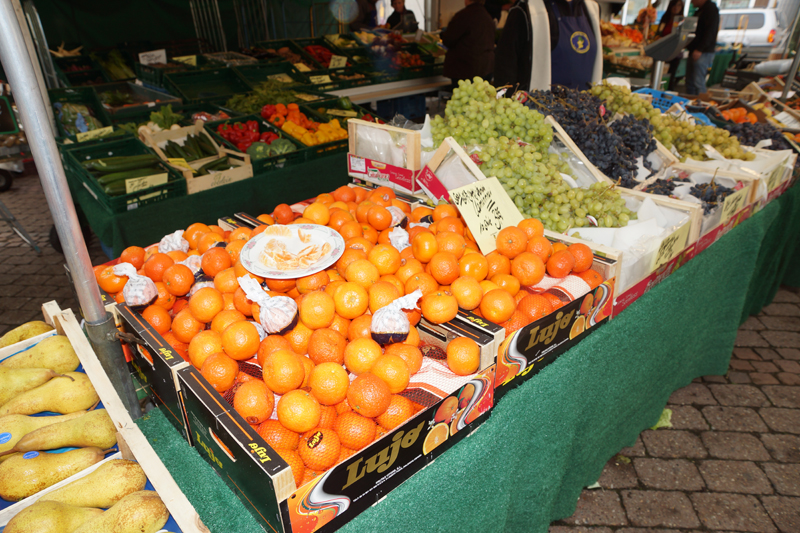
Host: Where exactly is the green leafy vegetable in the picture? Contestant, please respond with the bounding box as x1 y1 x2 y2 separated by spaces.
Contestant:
246 142 274 161
100 90 133 107
270 138 296 155
150 105 184 130
224 81 304 114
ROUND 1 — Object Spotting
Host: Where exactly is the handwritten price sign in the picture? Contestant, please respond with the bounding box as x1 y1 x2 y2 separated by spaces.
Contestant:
767 165 784 192
125 173 168 194
329 55 348 69
449 177 523 254
720 186 749 223
294 63 311 72
268 73 295 83
173 55 197 66
309 75 332 85
652 221 690 270
138 49 167 66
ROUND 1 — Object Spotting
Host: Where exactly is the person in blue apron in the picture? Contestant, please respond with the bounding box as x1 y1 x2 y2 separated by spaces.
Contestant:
494 0 603 92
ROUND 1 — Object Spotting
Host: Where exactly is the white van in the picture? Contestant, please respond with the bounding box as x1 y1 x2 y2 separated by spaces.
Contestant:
716 8 782 60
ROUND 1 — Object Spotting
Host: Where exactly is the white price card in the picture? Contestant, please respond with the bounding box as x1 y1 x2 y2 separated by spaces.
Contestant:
329 55 348 69
294 63 311 72
309 75 333 85
125 173 168 194
138 49 167 66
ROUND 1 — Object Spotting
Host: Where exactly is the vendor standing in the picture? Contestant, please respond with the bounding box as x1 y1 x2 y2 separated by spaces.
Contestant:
684 0 719 95
493 0 602 91
386 0 419 32
441 0 496 88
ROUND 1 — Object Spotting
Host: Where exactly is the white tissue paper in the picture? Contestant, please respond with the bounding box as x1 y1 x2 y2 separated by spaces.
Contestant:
113 262 158 307
158 230 189 254
356 127 406 167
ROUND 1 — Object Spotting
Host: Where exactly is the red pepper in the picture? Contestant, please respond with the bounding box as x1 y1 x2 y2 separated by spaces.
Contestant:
244 130 259 143
261 104 276 120
237 141 253 152
260 131 279 143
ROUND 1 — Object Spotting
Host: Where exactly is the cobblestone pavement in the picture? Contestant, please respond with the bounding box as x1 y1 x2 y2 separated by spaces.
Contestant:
2 174 798 532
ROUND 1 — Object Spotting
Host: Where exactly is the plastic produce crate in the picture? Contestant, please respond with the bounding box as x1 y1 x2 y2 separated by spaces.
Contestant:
203 51 258 67
254 39 323 71
292 37 350 69
49 87 113 138
53 56 110 87
634 88 714 126
163 67 254 104
302 98 385 125
135 61 192 88
63 136 186 213
278 109 349 159
234 62 310 85
93 81 181 118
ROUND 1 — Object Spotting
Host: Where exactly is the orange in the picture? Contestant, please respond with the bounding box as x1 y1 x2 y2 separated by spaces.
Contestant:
435 232 466 259
256 419 300 450
233 380 274 425
211 309 246 335
222 321 260 361
119 246 146 269
334 412 376 450
276 448 304 488
480 289 516 324
552 242 567 254
334 399 352 415
296 271 329 294
491 274 520 297
345 259 379 289
479 280 500 295
198 232 224 254
200 352 239 392
450 276 483 310
411 232 438 263
356 201 374 224
153 282 176 311
567 243 593 273
420 291 458 324
367 205 392 231
352 187 368 203
162 331 188 362
263 277 295 293
432 204 458 221
234 259 263 283
262 349 305 394
143 253 174 283
318 404 338 429
298 428 341 470
185 222 211 248
171 309 203 343
368 244 401 276
328 209 353 231
384 343 422 375
347 373 391 418
278 389 321 434
428 252 460 286
496 227 528 259
336 249 367 278
527 236 553 263
329 313 350 337
376 395 415 430
458 253 489 281
189 287 224 323
511 252 546 287
208 225 225 237
518 218 544 240
308 362 349 405
344 337 382 375
501 310 530 335
486 251 511 278
187 330 224 369
317 192 335 205
173 298 189 314
396 258 423 284
410 205 433 222
257 213 275 224
273 204 295 224
347 315 372 341
339 220 363 241
333 185 356 202
577 269 603 289
370 354 409 393
333 282 369 319
517 294 553 321
166 250 188 263
403 324 420 347
368 281 400 314
299 355 316 390
542 292 566 310
285 321 314 355
303 202 330 225
299 291 335 330
250 225 269 238
437 216 464 235
228 227 252 242
257 334 294 366
380 274 405 296
307 328 347 365
225 240 246 264
213 268 239 294
161 264 193 296
141 305 171 335
547 250 576 278
405 272 438 296
233 287 254 317
446 337 480 376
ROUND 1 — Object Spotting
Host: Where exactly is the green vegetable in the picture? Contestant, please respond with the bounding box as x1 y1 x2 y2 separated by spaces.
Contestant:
97 166 163 186
246 142 273 161
224 81 303 114
54 103 105 136
270 139 296 155
150 105 184 130
195 134 217 156
338 97 353 111
81 154 159 173
196 156 230 175
100 90 133 107
116 122 139 135
92 50 135 80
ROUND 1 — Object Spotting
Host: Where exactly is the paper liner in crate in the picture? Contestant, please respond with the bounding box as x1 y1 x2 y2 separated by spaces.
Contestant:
527 274 592 302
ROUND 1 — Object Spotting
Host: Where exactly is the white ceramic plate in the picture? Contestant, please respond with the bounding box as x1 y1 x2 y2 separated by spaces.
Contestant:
240 224 345 279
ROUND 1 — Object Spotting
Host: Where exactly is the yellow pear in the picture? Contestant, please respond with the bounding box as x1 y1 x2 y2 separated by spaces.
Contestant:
0 335 79 373
72 491 169 533
0 412 87 458
41 459 147 508
0 446 105 501
0 321 54 349
0 372 99 416
0 367 60 406
4 500 103 533
1 409 116 457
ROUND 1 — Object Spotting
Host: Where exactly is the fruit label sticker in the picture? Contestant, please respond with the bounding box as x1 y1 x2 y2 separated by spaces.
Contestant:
652 220 690 270
76 126 114 143
294 63 311 72
22 451 39 459
173 55 197 66
416 165 449 202
449 177 524 254
309 75 333 85
0 432 11 444
138 49 167 66
268 73 295 83
125 173 168 195
329 55 348 69
721 185 749 223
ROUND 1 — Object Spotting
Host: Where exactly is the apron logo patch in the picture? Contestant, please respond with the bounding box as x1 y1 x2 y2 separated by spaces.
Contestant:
570 31 590 54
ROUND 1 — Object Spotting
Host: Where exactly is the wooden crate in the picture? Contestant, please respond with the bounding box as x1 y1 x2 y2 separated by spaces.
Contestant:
346 118 422 194
0 302 205 532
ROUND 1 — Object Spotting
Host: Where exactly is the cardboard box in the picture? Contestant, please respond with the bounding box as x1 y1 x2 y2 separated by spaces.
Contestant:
347 118 422 194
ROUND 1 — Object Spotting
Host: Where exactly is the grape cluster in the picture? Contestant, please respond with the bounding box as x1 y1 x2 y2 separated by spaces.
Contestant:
690 182 735 215
609 115 657 164
721 121 792 151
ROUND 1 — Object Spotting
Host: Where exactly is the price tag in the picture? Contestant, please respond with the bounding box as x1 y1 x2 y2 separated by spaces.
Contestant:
167 158 196 174
416 165 450 202
76 126 114 142
138 49 167 66
720 185 750 223
767 165 784 192
329 55 348 69
652 220 691 270
268 73 295 83
294 63 311 72
173 55 197 66
294 93 320 102
309 75 333 85
448 177 524 255
125 173 168 194
325 109 358 118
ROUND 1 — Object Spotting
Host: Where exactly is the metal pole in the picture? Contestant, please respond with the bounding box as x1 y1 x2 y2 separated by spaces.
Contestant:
0 0 142 418
780 50 800 103
651 60 665 90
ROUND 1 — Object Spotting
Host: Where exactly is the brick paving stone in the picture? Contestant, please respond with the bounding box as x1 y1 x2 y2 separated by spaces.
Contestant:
759 408 800 433
619 436 647 458
762 331 800 348
668 406 709 430
641 430 708 459
752 361 780 373
761 496 800 533
730 360 756 371
776 348 800 360
633 458 705 491
762 303 800 317
699 460 773 494
598 457 639 489
774 360 800 373
761 387 800 408
549 527 613 533
560 490 628 526
621 490 700 529
729 372 753 384
704 375 728 383
691 493 777 532
762 464 800 497
752 373 782 385
703 407 769 432
772 289 800 303
741 316 765 330
757 348 782 360
668 383 718 405
760 316 800 332
616 530 682 533
702 432 772 461
737 330 770 347
776 373 800 385
734 348 763 360
709 384 771 407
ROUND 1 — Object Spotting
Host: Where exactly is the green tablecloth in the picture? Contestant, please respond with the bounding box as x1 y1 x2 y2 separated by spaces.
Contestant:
70 153 350 257
136 185 798 533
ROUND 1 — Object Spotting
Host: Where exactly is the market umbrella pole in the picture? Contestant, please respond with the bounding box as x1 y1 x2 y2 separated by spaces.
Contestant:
0 0 142 418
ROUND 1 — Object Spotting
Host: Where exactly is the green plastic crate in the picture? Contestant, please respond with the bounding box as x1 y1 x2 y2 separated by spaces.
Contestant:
204 114 305 174
276 109 348 160
163 68 254 105
63 136 186 213
324 33 364 53
49 87 113 139
255 39 323 72
301 98 385 125
53 56 110 87
234 63 310 86
292 37 351 70
135 61 192 88
93 81 181 118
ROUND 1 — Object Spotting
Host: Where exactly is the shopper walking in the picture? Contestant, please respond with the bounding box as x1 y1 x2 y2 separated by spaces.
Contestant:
441 0 496 88
684 0 719 95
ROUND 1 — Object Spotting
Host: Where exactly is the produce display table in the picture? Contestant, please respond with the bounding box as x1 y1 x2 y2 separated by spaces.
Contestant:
328 76 450 105
134 183 799 533
69 152 349 257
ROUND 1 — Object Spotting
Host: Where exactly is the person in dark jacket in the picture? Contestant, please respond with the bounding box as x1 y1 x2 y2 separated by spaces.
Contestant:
441 0 496 87
685 0 719 94
350 0 378 31
658 0 685 91
386 0 419 32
